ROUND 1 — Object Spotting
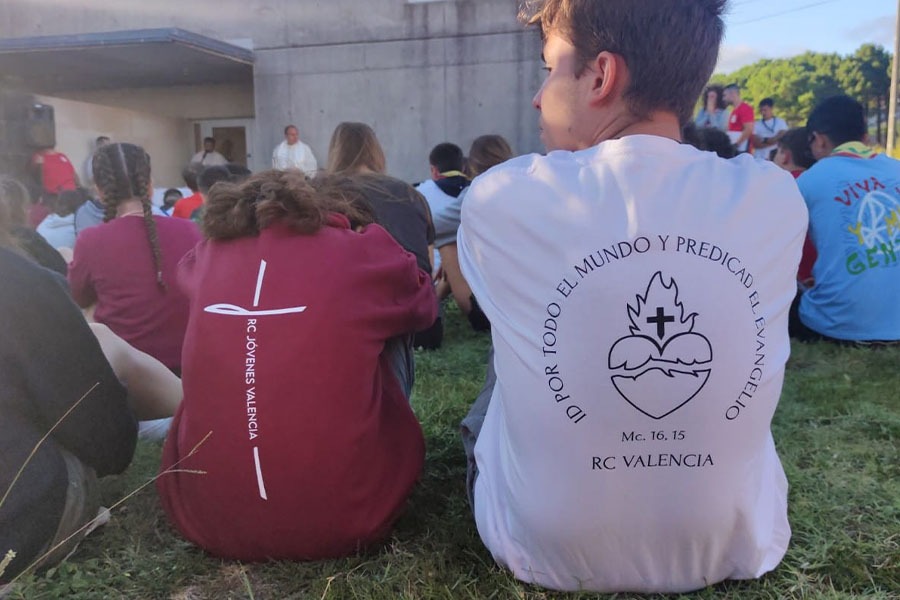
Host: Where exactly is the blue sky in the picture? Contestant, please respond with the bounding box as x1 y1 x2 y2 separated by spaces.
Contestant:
717 0 895 73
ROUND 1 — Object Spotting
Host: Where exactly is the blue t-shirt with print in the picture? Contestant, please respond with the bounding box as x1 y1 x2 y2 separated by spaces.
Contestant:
798 153 900 340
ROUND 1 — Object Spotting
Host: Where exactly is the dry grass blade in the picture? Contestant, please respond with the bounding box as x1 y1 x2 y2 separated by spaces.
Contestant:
5 431 213 587
0 382 100 510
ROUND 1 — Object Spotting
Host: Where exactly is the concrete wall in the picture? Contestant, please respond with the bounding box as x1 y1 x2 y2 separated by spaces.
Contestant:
255 30 543 182
57 84 254 121
2 0 546 181
0 0 526 48
36 95 193 189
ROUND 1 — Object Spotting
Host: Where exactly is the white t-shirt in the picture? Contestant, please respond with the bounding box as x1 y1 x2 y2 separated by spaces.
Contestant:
416 178 463 273
272 140 318 175
190 151 228 166
36 213 76 250
753 117 789 160
458 135 806 593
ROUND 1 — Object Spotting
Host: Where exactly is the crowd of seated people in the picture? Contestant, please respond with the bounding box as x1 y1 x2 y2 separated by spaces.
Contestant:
2 2 896 589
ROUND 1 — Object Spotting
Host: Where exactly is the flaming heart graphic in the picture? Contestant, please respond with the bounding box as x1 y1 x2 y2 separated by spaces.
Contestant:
608 272 712 419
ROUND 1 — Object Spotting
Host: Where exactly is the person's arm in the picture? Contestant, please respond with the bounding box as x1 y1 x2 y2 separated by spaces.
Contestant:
457 189 494 322
737 121 754 148
438 243 473 314
272 145 280 169
90 323 182 421
734 105 755 148
771 123 788 145
7 259 136 476
12 228 68 275
714 110 729 132
750 126 765 148
362 225 437 336
301 147 318 175
752 125 787 149
67 232 97 308
30 151 45 200
418 190 438 276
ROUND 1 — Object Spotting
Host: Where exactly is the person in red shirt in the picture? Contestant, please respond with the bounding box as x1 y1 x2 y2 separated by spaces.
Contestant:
157 170 436 561
68 143 201 372
29 145 79 227
172 163 204 219
723 83 755 154
774 127 818 284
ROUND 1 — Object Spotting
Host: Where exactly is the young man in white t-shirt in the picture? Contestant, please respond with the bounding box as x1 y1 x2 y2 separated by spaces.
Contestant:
457 0 807 593
752 98 789 160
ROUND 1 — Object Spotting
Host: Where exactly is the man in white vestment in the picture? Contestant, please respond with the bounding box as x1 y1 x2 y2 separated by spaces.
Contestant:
272 125 318 176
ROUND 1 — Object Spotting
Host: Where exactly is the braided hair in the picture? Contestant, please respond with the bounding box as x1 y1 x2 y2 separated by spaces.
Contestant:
92 143 166 289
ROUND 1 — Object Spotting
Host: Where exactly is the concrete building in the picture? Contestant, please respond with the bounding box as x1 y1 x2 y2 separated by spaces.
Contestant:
0 0 543 188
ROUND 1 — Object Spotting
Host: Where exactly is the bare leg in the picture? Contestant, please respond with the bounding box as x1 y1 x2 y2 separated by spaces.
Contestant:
82 304 96 323
89 323 182 420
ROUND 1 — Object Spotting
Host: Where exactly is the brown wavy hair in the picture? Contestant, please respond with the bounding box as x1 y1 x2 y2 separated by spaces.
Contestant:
467 135 514 177
92 143 166 289
202 170 377 240
326 122 387 175
702 84 727 111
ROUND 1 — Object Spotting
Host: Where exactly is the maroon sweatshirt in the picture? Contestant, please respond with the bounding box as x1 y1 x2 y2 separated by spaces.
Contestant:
157 215 436 561
68 215 201 370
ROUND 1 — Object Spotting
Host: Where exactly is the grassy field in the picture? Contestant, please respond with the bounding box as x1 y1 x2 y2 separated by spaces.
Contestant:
8 307 900 599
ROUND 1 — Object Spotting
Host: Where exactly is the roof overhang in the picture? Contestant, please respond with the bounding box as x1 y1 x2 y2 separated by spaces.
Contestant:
0 28 254 94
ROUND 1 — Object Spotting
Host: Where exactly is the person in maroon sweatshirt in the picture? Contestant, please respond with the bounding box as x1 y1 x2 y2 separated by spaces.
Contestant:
68 143 201 372
157 171 436 561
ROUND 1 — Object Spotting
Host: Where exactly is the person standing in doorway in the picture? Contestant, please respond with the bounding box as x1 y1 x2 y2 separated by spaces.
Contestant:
191 137 228 167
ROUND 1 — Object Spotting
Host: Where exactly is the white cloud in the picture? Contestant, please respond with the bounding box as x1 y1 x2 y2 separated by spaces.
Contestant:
845 15 896 48
715 44 768 74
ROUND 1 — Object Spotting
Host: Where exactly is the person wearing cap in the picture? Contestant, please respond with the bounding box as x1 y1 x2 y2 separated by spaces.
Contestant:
791 94 900 344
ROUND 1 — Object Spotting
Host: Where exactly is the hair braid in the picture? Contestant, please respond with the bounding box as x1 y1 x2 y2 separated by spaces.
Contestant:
130 149 166 290
93 143 165 289
92 147 124 222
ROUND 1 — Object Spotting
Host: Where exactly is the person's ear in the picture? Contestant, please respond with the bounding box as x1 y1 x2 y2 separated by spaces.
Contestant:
430 165 441 179
587 51 623 106
780 149 792 166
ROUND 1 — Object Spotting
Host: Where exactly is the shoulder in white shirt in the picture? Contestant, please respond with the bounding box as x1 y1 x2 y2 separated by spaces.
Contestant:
458 135 805 593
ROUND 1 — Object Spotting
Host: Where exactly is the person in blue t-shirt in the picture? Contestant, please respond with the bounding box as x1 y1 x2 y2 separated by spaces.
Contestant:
790 95 900 344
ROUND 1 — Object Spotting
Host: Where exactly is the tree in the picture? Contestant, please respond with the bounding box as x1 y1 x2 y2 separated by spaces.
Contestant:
707 44 892 137
837 44 891 143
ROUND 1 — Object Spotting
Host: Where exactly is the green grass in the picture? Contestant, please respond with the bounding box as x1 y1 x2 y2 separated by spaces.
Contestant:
8 306 900 599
